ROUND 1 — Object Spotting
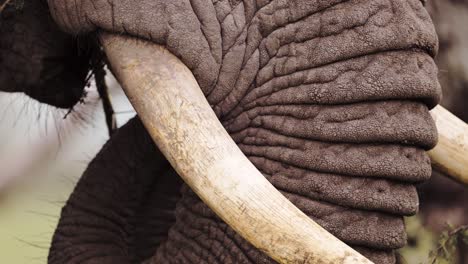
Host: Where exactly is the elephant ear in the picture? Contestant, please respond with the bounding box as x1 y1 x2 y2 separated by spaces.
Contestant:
0 0 91 109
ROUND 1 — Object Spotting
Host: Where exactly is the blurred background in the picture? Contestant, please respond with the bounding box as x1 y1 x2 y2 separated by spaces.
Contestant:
0 0 467 263
0 73 136 263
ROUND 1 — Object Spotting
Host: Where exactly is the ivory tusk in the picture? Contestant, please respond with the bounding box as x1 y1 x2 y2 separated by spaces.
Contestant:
100 32 372 264
429 105 468 185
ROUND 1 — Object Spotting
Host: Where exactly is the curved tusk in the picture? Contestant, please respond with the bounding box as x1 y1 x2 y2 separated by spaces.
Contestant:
100 32 372 264
429 105 468 185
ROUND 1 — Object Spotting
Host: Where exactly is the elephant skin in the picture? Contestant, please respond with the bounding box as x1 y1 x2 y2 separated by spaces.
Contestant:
1 0 441 263
0 0 90 108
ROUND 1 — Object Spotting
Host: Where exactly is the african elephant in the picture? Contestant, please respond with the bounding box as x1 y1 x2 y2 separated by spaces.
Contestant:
1 0 441 263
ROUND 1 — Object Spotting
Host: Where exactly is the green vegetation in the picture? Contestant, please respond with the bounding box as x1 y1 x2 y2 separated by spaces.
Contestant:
399 216 468 264
428 225 468 264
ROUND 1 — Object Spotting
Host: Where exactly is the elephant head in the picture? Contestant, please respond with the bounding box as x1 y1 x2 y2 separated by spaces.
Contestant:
1 0 443 263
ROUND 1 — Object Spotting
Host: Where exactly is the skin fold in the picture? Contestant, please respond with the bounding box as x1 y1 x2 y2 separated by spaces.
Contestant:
48 118 183 263
1 0 441 263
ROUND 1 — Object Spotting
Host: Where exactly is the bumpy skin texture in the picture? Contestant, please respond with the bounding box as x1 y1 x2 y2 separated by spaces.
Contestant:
0 0 89 108
45 0 441 263
49 118 183 263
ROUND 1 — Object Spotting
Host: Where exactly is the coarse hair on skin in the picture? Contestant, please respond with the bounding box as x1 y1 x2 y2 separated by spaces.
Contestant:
0 76 100 151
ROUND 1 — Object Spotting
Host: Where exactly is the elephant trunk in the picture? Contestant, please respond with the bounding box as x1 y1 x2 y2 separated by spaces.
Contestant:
101 31 468 263
101 32 372 264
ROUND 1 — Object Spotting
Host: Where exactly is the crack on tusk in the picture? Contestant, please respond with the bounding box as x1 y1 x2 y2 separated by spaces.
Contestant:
101 32 374 264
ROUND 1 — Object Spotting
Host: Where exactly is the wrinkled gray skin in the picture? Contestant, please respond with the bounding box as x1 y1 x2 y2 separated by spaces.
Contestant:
0 0 442 263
